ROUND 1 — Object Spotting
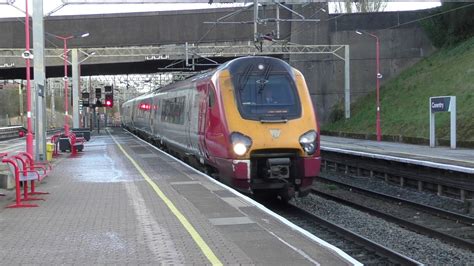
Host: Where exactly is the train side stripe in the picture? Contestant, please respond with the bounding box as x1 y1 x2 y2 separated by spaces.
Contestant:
108 130 223 266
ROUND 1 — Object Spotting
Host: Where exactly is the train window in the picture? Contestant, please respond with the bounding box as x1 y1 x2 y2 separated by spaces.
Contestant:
234 74 301 121
161 96 185 124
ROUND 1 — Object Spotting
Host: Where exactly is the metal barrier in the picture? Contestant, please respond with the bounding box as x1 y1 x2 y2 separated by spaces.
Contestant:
0 126 63 141
0 126 26 141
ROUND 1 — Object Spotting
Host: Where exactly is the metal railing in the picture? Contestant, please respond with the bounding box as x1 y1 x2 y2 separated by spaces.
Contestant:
0 126 26 141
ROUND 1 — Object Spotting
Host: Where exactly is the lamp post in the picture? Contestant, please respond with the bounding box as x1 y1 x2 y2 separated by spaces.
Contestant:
74 50 95 129
356 30 382 141
24 0 33 156
52 32 89 135
18 81 24 126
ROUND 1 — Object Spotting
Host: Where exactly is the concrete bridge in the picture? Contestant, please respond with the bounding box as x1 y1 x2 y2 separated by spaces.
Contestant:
0 4 436 122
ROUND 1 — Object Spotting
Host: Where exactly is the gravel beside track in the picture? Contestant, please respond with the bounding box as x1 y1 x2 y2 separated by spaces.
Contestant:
292 172 474 264
320 172 472 217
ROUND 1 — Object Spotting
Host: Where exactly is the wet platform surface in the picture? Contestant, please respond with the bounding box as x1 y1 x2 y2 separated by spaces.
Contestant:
321 136 474 173
0 128 358 265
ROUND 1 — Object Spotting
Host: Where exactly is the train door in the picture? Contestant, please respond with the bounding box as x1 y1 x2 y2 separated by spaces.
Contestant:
197 83 210 160
184 89 192 151
131 100 136 127
150 94 157 135
185 87 200 154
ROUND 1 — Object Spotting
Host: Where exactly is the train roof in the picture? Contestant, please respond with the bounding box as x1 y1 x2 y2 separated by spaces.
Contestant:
122 56 290 105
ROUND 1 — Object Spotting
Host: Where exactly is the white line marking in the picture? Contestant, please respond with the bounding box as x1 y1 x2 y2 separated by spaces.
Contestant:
268 230 321 266
322 142 473 164
321 146 474 174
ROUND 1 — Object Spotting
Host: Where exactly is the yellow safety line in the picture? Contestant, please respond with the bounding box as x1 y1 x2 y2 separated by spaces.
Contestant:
109 132 222 266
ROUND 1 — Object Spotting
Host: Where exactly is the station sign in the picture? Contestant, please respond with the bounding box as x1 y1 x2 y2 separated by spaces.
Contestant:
37 84 44 97
0 63 15 68
145 55 170 60
430 96 453 113
429 96 456 149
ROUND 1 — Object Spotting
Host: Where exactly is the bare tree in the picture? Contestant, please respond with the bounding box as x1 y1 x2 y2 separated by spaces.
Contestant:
333 0 387 13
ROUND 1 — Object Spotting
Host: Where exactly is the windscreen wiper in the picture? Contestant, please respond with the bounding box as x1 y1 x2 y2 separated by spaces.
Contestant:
258 64 272 93
239 65 253 90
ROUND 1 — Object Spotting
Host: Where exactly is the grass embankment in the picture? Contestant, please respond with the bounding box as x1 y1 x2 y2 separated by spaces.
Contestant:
323 36 474 143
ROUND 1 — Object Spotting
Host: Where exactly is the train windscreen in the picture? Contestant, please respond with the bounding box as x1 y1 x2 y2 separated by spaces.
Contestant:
230 58 301 121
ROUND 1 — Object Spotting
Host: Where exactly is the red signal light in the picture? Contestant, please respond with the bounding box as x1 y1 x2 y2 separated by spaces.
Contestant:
105 94 113 108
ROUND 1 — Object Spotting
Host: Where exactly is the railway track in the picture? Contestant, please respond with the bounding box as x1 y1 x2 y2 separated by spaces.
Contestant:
321 150 474 201
267 202 421 265
314 176 474 251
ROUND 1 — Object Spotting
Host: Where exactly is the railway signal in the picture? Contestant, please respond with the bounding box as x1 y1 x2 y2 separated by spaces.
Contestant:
104 85 112 94
95 99 103 107
82 92 90 107
104 85 113 108
105 94 113 108
95 88 102 99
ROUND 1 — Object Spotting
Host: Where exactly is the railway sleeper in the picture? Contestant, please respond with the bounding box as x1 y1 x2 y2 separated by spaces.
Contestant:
321 158 474 203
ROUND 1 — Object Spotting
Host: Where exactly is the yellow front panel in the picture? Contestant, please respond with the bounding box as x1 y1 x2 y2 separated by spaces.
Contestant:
218 69 318 158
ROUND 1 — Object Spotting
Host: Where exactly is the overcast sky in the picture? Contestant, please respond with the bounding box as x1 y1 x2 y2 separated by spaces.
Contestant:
0 1 441 17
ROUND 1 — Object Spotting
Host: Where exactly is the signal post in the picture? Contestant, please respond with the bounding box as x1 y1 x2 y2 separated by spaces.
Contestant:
104 85 114 127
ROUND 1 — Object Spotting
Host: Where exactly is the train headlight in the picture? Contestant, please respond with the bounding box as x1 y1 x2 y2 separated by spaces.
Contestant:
230 132 252 156
299 130 317 155
233 143 247 156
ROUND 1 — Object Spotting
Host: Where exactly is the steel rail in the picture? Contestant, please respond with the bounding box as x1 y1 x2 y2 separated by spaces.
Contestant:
320 150 474 203
317 176 474 225
279 203 422 265
311 180 474 251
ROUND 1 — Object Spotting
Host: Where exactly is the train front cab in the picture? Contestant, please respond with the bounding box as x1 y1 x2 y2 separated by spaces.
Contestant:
211 57 321 200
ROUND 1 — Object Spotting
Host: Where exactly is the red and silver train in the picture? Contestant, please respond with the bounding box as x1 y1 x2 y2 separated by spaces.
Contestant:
122 56 321 200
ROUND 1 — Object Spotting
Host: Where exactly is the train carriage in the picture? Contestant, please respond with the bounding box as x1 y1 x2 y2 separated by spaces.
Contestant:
122 56 321 200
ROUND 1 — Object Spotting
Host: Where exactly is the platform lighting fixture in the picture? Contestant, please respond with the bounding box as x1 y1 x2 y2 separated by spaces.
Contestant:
356 29 382 142
51 32 90 135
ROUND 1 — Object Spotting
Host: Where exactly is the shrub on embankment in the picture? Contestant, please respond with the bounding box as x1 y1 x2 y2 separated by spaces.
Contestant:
323 35 474 147
420 2 474 48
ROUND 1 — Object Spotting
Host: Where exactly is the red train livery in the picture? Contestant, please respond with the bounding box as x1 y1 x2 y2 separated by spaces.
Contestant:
122 56 320 200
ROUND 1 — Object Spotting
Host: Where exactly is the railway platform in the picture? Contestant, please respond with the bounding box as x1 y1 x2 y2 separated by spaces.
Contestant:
0 128 359 265
321 135 474 173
